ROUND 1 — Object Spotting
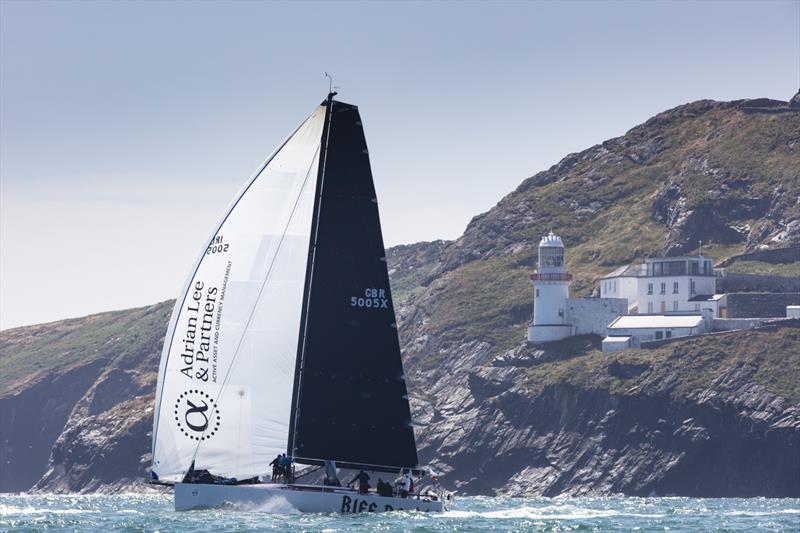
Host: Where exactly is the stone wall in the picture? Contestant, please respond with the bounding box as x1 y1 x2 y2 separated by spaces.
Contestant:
717 273 800 293
726 292 800 318
566 297 627 336
712 318 767 331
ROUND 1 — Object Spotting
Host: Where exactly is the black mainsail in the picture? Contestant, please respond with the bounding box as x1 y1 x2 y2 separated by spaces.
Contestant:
288 95 419 473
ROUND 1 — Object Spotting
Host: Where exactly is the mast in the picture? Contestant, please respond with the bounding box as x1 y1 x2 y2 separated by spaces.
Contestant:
288 91 337 457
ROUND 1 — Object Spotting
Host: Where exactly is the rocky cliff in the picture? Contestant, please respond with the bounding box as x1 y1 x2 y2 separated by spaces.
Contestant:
2 94 799 496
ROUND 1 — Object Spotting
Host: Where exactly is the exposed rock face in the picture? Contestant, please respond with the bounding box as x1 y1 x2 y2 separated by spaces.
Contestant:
414 326 800 497
0 358 108 492
0 303 170 493
2 94 799 496
791 90 800 108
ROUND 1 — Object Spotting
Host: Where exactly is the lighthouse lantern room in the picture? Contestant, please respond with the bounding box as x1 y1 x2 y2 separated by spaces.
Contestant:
528 231 574 343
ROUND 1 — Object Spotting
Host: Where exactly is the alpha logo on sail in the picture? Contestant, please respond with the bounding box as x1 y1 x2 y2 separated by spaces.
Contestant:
174 390 221 440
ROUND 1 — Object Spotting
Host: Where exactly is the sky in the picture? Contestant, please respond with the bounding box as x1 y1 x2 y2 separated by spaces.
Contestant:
1 0 798 330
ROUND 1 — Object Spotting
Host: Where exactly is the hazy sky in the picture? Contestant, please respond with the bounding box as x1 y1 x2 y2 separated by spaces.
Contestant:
1 0 798 330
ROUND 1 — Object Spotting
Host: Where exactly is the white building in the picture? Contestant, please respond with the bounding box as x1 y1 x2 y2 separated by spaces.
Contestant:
605 314 707 348
600 256 722 317
526 231 729 349
528 232 627 344
602 336 633 353
528 232 573 343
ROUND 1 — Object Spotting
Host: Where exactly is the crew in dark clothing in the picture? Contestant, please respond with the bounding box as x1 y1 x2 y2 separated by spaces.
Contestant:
349 470 371 494
376 478 393 497
278 454 292 483
269 454 282 483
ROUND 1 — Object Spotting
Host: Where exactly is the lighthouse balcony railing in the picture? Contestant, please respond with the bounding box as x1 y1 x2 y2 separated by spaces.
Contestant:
530 273 572 281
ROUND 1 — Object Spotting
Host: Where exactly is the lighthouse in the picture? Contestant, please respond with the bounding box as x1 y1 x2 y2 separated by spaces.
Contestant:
527 231 573 343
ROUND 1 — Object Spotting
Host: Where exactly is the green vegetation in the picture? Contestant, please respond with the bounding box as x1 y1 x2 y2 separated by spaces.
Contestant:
388 243 447 306
398 100 800 359
728 260 800 277
521 325 800 403
0 301 172 394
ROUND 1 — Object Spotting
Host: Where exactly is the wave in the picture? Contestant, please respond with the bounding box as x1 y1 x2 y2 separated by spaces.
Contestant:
0 505 100 516
723 509 800 516
445 505 666 520
214 495 301 515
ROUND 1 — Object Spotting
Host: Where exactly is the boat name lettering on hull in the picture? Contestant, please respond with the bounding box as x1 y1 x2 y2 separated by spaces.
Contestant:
340 495 389 513
350 287 389 309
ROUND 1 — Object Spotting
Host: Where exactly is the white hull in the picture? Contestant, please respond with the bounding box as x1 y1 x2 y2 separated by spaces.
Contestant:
174 482 447 513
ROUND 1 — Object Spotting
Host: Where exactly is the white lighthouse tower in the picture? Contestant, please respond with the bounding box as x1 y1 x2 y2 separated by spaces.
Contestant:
527 231 573 343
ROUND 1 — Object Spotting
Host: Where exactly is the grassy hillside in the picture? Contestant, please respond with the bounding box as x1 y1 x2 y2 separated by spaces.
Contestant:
728 260 800 277
0 302 172 395
520 323 800 403
398 98 800 371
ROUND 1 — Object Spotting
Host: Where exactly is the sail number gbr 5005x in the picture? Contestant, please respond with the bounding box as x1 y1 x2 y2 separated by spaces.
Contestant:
350 288 389 309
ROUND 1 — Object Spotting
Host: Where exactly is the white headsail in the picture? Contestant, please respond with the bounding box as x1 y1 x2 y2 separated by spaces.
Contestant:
152 105 326 482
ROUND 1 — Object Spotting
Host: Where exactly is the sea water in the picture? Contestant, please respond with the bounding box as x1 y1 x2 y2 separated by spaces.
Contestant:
1 493 798 532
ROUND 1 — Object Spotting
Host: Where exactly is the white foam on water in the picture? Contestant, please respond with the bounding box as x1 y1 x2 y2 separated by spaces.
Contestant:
445 505 665 520
248 496 301 514
723 509 800 516
0 505 99 516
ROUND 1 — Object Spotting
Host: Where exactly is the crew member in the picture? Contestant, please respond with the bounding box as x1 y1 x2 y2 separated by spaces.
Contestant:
376 478 393 497
349 470 371 494
323 460 341 486
278 454 292 483
399 471 412 498
269 454 282 483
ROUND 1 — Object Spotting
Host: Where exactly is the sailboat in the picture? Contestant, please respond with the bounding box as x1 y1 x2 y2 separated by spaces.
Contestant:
151 92 451 512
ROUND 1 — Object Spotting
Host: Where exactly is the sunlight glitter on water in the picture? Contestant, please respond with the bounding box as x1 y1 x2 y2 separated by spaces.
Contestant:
0 493 798 532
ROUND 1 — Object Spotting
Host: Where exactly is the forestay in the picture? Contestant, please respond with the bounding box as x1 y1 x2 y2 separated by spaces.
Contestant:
152 105 326 482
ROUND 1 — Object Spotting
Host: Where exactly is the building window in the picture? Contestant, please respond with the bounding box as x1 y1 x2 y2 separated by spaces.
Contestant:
655 331 664 340
660 282 666 295
673 300 679 311
666 331 672 338
673 281 679 294
695 303 701 311
613 280 617 292
542 249 564 268
647 283 653 295
535 289 540 298
647 301 654 313
660 301 666 312
690 279 696 295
